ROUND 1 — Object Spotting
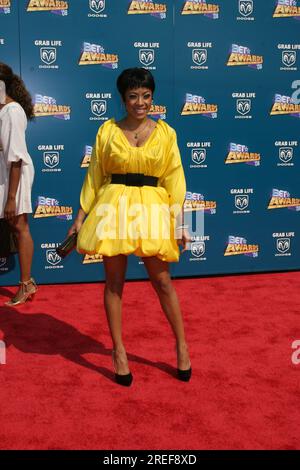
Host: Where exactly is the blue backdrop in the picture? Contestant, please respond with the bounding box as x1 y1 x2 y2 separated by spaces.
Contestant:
1 0 300 284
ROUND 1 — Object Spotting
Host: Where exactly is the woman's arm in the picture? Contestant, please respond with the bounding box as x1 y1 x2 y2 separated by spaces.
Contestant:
68 207 86 236
159 126 190 252
4 161 22 220
175 206 191 253
67 124 107 236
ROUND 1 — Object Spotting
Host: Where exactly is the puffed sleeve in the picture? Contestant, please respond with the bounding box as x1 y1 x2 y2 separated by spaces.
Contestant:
160 128 186 214
0 105 31 166
80 124 105 215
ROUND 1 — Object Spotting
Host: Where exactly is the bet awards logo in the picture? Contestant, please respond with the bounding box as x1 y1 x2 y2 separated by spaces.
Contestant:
237 0 254 19
181 0 220 19
275 140 298 167
128 1 167 19
181 93 218 118
81 145 93 167
184 191 217 214
0 0 11 14
82 254 103 264
271 94 300 118
89 0 107 16
273 232 294 257
227 44 263 69
34 196 73 220
86 92 111 121
268 189 300 211
79 42 118 68
226 143 261 166
232 92 255 119
34 94 71 120
27 0 68 15
273 0 300 19
149 103 166 120
224 236 259 257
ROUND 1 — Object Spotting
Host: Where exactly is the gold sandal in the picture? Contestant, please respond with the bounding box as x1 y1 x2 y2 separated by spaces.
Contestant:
5 277 38 306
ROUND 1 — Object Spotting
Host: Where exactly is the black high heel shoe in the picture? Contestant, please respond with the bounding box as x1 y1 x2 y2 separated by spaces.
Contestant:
177 367 192 382
112 350 133 387
115 371 133 387
176 345 192 382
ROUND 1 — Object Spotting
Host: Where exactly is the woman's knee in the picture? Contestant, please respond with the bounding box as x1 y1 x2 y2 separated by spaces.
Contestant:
9 217 29 235
105 277 125 295
151 275 173 296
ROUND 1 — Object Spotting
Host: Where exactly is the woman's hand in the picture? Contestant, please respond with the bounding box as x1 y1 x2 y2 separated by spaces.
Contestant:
4 196 16 222
67 218 83 237
176 227 192 253
67 208 86 236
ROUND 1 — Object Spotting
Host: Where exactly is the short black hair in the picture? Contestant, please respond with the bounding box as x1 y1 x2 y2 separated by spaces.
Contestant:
116 68 155 101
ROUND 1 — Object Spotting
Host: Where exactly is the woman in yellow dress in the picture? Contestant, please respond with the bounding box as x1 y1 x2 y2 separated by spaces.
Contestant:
69 68 191 386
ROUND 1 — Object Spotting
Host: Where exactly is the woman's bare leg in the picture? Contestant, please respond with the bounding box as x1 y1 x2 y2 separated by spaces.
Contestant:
103 254 130 375
142 256 191 370
10 214 34 282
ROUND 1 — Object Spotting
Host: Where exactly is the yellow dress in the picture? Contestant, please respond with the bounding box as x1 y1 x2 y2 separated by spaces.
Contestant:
77 118 186 262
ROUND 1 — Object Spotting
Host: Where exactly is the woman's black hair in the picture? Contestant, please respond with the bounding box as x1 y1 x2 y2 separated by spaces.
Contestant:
0 62 34 120
116 68 155 101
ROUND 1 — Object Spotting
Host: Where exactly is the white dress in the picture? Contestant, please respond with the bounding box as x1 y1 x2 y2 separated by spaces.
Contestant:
0 102 34 219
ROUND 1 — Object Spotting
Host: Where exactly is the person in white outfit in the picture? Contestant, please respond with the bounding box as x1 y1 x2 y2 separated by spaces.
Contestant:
0 62 37 306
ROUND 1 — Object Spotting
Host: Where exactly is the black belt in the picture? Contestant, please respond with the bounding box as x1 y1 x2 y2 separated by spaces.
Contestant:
110 173 158 187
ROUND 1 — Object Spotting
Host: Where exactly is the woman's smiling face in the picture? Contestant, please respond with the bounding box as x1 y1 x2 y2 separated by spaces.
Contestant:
123 87 153 121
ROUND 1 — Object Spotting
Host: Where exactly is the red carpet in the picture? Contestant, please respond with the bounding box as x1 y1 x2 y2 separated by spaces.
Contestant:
0 272 299 450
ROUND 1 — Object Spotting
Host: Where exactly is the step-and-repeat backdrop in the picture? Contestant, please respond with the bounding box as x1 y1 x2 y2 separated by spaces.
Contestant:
1 0 300 284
